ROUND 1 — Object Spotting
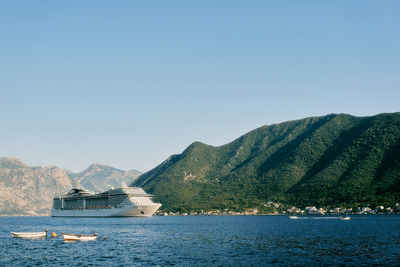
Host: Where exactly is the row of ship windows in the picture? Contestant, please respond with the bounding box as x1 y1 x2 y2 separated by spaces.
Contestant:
53 197 151 209
58 206 113 210
56 205 137 210
130 197 153 204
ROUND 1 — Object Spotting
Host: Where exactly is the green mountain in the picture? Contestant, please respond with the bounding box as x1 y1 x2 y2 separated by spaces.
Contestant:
133 113 400 212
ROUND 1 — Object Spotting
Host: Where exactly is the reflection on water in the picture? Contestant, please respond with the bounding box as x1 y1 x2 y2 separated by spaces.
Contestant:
0 215 399 266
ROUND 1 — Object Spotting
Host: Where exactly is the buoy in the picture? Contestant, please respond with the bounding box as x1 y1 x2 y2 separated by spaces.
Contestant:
52 232 57 238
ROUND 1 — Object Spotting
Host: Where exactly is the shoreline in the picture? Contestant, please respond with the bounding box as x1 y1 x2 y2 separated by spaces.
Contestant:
1 213 399 217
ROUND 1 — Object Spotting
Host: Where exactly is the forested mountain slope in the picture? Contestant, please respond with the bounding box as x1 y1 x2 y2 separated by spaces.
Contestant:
133 113 400 211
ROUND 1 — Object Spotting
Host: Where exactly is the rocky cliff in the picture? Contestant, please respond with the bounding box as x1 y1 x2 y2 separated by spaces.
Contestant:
0 158 141 215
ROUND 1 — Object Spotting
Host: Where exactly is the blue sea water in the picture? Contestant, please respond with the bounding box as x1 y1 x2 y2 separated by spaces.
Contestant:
0 215 399 266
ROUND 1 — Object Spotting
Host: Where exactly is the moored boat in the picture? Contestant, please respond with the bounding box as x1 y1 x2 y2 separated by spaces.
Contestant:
62 233 98 241
11 230 48 239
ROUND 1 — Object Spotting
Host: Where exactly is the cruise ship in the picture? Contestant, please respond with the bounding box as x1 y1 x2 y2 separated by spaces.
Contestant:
51 186 161 217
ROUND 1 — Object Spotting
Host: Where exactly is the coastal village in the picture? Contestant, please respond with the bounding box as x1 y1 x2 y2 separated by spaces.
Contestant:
157 202 400 216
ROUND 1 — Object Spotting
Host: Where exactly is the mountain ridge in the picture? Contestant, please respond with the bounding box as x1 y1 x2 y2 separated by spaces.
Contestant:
0 160 141 215
133 112 400 212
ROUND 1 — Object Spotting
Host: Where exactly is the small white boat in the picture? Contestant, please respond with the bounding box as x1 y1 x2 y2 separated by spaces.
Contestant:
289 216 299 219
62 233 98 241
11 230 47 239
339 216 350 220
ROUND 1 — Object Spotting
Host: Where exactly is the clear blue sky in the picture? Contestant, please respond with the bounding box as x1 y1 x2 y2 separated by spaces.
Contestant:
1 1 399 172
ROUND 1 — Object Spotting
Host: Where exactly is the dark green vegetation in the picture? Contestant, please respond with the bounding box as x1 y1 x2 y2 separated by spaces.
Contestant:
133 113 400 212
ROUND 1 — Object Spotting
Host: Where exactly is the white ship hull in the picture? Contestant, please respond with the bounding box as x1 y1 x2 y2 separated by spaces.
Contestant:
51 203 161 217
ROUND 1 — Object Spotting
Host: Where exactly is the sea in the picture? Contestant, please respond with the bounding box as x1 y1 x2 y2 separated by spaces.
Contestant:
0 215 399 266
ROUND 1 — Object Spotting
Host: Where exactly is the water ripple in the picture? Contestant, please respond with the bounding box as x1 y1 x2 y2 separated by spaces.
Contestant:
0 215 399 266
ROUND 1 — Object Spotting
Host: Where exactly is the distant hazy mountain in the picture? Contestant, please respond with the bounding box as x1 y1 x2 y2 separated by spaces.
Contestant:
70 163 141 193
0 158 141 215
133 113 400 212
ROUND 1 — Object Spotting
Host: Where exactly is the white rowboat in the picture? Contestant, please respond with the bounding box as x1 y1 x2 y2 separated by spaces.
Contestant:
11 231 47 239
62 233 98 241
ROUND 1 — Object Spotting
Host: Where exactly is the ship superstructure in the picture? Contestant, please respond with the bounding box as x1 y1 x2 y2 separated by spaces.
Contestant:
51 187 161 217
